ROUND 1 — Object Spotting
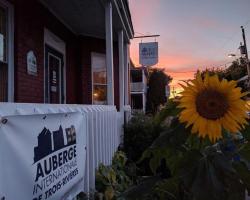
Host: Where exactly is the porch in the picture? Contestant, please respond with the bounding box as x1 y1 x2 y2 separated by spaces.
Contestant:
0 0 134 198
0 0 133 112
39 0 133 108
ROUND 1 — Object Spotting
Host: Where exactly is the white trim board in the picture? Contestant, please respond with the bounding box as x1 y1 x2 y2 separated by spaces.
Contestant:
0 0 14 102
44 28 66 55
44 28 66 103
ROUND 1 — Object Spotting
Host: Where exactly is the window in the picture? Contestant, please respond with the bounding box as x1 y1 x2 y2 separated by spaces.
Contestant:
92 53 107 105
131 94 143 110
131 69 143 82
0 0 13 102
0 6 7 101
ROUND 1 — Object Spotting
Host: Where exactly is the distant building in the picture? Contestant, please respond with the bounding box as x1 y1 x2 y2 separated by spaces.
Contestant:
53 126 65 151
34 127 52 163
130 65 172 113
130 66 148 113
165 85 170 99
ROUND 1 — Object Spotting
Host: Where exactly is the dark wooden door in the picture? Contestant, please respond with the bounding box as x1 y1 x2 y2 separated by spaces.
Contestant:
45 45 64 104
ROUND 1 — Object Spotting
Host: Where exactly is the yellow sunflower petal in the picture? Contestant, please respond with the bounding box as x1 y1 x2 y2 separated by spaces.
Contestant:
178 73 248 143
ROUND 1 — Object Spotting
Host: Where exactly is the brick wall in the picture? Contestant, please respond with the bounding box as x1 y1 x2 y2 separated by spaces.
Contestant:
14 0 44 103
10 0 121 108
14 0 79 103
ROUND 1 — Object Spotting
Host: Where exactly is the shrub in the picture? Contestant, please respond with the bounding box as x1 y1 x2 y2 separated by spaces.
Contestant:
123 113 161 163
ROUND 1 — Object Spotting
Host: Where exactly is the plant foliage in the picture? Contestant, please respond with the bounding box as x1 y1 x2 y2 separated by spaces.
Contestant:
121 101 250 200
95 151 135 200
124 113 163 163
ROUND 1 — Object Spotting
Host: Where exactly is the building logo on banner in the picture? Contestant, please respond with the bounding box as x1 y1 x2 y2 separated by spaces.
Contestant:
139 42 158 66
33 125 78 200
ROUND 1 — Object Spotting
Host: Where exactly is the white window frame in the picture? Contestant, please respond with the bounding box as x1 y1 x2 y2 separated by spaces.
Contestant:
91 52 107 105
44 28 66 104
0 0 14 102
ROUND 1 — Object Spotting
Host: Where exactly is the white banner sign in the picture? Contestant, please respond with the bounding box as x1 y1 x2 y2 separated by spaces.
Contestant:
139 42 158 66
0 112 86 200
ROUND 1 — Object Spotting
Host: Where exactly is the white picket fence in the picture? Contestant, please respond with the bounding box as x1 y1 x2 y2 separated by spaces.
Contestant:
0 103 123 198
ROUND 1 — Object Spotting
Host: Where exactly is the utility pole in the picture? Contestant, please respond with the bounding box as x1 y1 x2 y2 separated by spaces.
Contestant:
241 26 250 80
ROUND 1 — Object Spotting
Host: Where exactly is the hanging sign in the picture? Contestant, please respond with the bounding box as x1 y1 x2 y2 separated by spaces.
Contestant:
27 51 38 76
139 42 158 66
0 112 86 200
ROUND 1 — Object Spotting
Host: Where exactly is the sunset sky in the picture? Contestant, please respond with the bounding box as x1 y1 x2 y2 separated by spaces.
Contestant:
129 0 250 95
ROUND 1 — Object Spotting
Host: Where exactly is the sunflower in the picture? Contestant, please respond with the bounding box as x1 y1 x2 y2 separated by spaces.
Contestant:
178 73 249 142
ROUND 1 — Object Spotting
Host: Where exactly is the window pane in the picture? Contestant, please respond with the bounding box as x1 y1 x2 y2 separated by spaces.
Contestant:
131 70 143 82
0 62 8 101
93 85 107 105
93 71 107 84
92 53 107 105
0 7 6 62
131 94 143 109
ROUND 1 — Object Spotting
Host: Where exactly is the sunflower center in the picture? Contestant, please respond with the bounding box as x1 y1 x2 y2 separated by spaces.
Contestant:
195 89 229 120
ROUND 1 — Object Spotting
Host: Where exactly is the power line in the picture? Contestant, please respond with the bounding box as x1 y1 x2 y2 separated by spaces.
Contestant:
215 19 250 56
243 19 250 27
209 61 234 69
134 31 146 36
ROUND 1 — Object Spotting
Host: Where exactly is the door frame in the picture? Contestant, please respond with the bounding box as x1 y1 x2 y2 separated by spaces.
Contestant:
44 28 66 103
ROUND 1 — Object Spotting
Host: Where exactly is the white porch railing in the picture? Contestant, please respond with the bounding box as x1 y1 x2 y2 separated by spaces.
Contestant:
0 103 122 198
130 82 147 92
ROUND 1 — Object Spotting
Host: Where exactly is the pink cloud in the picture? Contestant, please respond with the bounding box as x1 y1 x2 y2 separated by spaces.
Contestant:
191 16 235 32
129 0 161 33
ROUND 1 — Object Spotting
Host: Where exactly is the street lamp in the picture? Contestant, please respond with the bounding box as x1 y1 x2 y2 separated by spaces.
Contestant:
241 26 250 81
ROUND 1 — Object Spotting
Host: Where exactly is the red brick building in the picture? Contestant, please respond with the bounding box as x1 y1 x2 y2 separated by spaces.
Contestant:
0 0 133 110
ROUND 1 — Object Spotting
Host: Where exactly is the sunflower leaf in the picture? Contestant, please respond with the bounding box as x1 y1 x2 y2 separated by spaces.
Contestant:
180 150 241 200
241 125 250 141
138 120 190 175
154 177 182 200
149 149 164 174
153 100 181 126
239 141 250 162
119 176 162 200
233 161 250 194
150 120 190 149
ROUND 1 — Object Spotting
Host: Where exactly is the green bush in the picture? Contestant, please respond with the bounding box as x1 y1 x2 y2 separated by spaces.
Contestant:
124 113 162 163
124 100 180 176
